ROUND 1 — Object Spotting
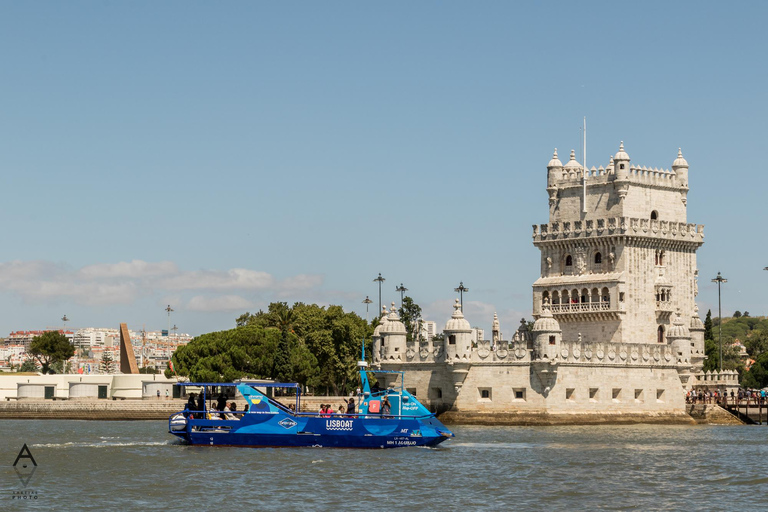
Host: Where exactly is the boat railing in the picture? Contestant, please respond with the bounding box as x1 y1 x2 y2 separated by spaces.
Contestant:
173 409 434 422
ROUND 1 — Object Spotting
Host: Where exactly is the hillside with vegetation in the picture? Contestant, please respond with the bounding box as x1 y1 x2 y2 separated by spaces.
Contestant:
704 310 768 388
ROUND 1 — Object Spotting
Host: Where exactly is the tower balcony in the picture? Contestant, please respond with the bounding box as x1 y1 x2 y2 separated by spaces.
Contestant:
549 301 623 321
551 302 610 313
656 300 674 320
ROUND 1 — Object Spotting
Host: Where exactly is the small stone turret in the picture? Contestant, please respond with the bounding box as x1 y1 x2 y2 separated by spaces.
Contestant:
689 305 706 372
672 148 689 205
547 149 562 206
371 305 389 365
532 300 561 361
444 299 472 361
613 141 630 201
381 302 406 361
492 312 501 346
667 309 692 365
563 149 582 178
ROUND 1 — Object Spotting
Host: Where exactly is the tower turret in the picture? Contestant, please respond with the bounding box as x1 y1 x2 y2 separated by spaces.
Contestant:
444 299 472 361
613 141 630 201
546 148 562 207
380 303 406 361
667 309 692 365
531 300 561 361
689 305 705 372
492 312 501 345
371 305 389 365
672 148 689 205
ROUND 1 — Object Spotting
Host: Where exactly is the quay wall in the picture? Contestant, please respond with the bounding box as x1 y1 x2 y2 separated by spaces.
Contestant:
0 397 741 425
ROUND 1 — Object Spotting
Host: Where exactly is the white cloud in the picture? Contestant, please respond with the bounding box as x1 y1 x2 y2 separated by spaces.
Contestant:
187 295 256 312
159 268 275 291
79 260 178 279
0 259 324 307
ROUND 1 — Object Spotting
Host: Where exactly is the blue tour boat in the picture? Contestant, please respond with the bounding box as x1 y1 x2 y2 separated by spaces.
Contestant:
168 361 454 449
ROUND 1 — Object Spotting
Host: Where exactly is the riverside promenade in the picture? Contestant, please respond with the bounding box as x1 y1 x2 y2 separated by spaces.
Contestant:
0 396 354 420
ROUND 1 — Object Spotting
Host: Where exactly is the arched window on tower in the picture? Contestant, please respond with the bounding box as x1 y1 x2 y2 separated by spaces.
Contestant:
591 288 599 303
552 291 560 305
571 289 579 304
651 210 658 220
659 251 665 266
565 255 573 267
601 287 610 304
542 291 550 306
657 326 664 344
594 252 602 264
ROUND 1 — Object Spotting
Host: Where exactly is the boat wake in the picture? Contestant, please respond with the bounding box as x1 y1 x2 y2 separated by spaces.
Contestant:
32 440 174 449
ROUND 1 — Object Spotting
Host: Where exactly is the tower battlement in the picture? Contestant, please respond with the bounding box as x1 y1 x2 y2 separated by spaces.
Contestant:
532 217 704 245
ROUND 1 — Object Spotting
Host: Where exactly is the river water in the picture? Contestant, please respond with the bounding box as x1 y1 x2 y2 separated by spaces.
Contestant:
1 420 766 511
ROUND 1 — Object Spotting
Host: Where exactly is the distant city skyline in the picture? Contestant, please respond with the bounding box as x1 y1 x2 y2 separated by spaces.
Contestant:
1 2 767 338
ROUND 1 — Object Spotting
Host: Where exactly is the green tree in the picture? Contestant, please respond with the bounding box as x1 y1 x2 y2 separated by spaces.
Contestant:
704 309 713 341
398 296 422 342
733 311 742 318
100 350 116 374
29 331 75 374
745 330 768 359
18 359 38 373
703 337 743 372
744 311 750 318
273 306 295 383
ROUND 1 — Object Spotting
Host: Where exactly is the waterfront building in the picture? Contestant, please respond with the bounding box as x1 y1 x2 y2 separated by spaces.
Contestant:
374 142 737 423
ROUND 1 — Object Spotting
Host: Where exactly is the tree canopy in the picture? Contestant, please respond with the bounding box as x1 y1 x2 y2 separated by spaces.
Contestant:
398 296 422 342
171 302 373 395
29 331 74 374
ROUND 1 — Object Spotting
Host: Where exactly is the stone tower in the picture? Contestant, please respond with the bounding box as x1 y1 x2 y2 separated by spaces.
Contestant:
531 143 704 347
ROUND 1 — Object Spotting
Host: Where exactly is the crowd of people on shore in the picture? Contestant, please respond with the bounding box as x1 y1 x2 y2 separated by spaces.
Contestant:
686 388 768 405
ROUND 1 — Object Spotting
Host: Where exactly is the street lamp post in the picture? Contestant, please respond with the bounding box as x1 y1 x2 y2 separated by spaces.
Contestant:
373 273 385 315
711 272 727 371
395 283 408 307
454 282 469 311
362 296 373 323
165 305 174 335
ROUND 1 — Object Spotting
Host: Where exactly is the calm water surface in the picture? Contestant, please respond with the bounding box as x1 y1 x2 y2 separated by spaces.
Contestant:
1 420 767 511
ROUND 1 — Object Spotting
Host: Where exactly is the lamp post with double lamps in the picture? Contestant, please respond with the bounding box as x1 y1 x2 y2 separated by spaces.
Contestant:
711 272 727 372
373 273 385 315
396 283 408 308
454 282 469 312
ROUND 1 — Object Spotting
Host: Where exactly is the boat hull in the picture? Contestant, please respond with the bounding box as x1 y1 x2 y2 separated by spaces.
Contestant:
170 415 452 449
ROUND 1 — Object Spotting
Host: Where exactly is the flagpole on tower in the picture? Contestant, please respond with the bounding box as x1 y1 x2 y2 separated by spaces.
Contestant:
582 116 587 214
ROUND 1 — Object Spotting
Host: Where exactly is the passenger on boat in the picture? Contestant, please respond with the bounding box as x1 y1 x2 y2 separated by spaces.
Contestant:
186 393 196 411
337 406 345 415
217 393 227 412
346 398 355 415
381 397 392 418
196 392 206 419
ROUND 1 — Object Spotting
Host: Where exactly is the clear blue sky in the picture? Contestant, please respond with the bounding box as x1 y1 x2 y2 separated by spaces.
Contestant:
1 1 766 338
